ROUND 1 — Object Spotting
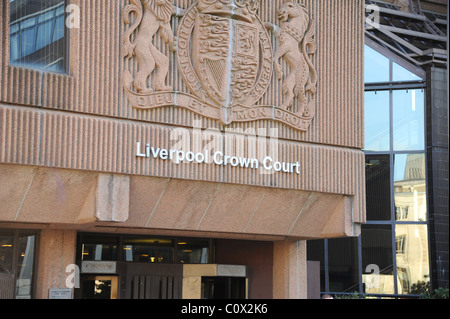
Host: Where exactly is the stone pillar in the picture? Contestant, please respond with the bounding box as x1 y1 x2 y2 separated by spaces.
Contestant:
36 229 77 299
273 240 308 299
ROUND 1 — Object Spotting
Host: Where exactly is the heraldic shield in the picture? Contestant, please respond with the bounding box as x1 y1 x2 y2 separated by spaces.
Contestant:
123 0 317 131
192 13 259 108
178 0 273 124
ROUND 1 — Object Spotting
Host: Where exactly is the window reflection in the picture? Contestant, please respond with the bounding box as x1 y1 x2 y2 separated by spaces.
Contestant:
0 233 15 299
364 91 390 152
177 239 209 264
15 235 35 299
394 154 427 221
123 237 174 263
364 46 390 83
365 155 391 221
393 63 421 82
10 0 66 73
81 234 118 261
395 225 430 295
361 225 394 294
327 238 359 293
77 233 211 264
393 90 425 151
81 276 118 299
0 233 14 273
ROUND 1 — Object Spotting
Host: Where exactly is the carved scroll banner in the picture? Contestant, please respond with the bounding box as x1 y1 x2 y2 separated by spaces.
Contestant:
122 0 317 132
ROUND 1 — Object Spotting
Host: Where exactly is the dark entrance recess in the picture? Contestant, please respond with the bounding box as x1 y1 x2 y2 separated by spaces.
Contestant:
122 263 183 299
202 277 246 299
76 262 183 299
80 276 118 299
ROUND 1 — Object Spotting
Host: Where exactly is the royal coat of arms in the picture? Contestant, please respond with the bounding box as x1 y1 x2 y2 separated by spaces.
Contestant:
122 0 317 131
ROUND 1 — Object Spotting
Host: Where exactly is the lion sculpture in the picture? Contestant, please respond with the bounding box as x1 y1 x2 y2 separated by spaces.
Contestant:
266 1 317 114
122 0 184 93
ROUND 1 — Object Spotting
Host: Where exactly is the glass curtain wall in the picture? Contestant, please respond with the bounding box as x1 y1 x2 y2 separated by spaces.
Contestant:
307 45 430 297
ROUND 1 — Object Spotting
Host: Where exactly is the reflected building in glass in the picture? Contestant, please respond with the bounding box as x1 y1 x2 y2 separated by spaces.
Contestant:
9 0 66 73
307 0 448 298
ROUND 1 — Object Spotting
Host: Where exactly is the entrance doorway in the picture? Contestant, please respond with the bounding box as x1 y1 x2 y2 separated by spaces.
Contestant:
80 276 118 299
202 277 246 299
123 263 183 299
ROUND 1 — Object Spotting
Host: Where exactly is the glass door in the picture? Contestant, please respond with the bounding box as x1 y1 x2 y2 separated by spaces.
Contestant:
80 276 119 299
0 231 37 299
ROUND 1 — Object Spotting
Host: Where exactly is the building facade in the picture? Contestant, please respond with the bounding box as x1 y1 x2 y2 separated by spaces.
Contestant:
1 0 366 299
307 0 448 298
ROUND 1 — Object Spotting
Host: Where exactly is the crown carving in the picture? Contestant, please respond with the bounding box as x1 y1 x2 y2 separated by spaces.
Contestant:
197 0 261 23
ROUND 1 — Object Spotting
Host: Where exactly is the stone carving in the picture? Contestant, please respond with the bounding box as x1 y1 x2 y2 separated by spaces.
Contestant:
265 1 317 115
185 0 273 124
122 0 184 93
122 0 318 132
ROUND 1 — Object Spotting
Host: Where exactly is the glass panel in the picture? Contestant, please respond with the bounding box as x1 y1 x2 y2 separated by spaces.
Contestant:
327 238 359 293
123 237 173 263
364 90 390 151
394 154 427 221
81 276 118 299
10 34 20 61
0 233 14 274
393 63 422 82
365 155 392 221
177 239 209 264
15 235 35 299
395 225 430 295
36 20 54 51
364 45 390 83
21 27 36 57
307 240 325 292
53 15 65 42
10 23 19 34
38 10 55 23
10 0 66 73
81 234 119 261
361 225 395 294
21 17 36 29
393 89 425 151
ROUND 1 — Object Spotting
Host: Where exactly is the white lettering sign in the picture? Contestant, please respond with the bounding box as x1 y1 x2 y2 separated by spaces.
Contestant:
136 142 300 175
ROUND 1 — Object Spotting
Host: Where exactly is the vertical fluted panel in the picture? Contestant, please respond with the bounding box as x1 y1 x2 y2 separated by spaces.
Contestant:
0 106 40 165
1 0 364 148
0 1 366 223
0 102 365 223
75 0 121 117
